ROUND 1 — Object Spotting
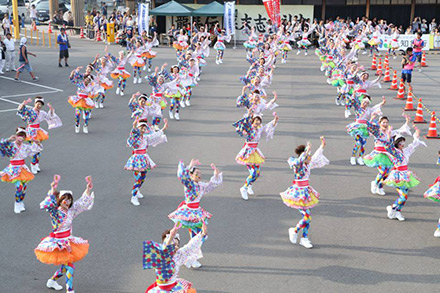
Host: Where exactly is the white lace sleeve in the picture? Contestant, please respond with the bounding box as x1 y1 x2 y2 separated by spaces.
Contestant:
46 111 63 129
309 146 330 169
392 122 412 137
200 172 223 195
70 191 94 219
403 134 427 158
146 130 168 147
174 233 205 267
263 121 277 141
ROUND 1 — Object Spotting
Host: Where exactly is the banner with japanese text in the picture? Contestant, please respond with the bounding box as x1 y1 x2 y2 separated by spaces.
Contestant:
263 0 280 26
224 2 235 36
137 3 149 35
377 34 430 51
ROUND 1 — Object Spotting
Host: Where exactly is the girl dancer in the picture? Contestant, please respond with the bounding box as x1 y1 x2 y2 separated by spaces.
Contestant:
35 175 94 293
110 50 132 96
385 127 426 221
388 26 400 59
91 49 114 108
173 29 189 61
0 128 42 213
124 118 168 206
181 58 199 107
147 64 170 130
279 31 295 63
365 114 411 195
346 96 385 166
213 23 231 64
143 224 204 293
130 40 146 84
242 23 258 58
68 67 95 134
368 26 381 57
280 136 329 249
233 110 279 200
164 65 184 120
17 96 62 174
424 176 440 237
168 159 222 268
128 92 162 124
142 33 159 72
296 25 316 56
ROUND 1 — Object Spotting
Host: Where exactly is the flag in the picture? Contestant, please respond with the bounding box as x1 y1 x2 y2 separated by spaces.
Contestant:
138 3 149 35
263 0 280 26
224 1 235 36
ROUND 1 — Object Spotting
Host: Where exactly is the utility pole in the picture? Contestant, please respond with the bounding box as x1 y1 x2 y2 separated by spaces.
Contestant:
49 0 59 23
11 0 19 40
71 0 85 27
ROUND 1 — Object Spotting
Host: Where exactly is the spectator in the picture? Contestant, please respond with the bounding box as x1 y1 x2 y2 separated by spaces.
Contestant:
29 5 37 27
411 17 421 33
4 33 16 72
429 18 437 33
15 37 38 81
57 28 70 67
421 19 428 34
149 16 157 36
167 24 177 47
0 35 5 74
63 11 74 27
2 14 10 35
101 2 107 17
93 11 102 29
433 28 440 49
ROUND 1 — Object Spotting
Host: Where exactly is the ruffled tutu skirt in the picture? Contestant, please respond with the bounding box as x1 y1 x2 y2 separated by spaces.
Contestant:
364 151 394 168
213 42 226 51
100 77 114 90
346 123 369 139
298 39 311 47
173 42 188 51
35 236 89 265
168 206 212 229
235 148 265 166
26 128 49 141
142 51 157 59
1 165 34 183
424 182 440 202
368 39 380 46
244 41 257 49
130 56 146 68
68 96 95 110
124 153 156 172
354 42 365 50
147 279 194 293
280 185 320 209
384 170 420 188
280 43 292 51
111 68 131 79
390 40 399 49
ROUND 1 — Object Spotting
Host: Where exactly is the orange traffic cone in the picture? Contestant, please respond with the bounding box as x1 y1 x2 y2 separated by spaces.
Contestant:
376 59 382 76
413 98 427 124
370 54 377 70
80 27 85 39
389 70 398 89
32 22 37 31
383 66 391 82
48 23 52 33
395 79 405 99
426 112 440 139
96 30 102 42
421 52 428 67
404 90 416 111
384 54 389 68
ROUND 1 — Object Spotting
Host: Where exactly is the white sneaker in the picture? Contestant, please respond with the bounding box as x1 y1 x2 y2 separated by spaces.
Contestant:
185 100 190 106
169 110 174 119
31 164 38 174
83 126 88 134
247 185 254 195
377 187 386 196
94 100 99 108
305 52 308 56
82 112 86 120
370 181 378 194
19 202 26 212
386 205 396 219
215 59 219 65
419 69 422 73
120 91 124 96
180 100 186 108
357 157 365 166
116 87 120 95
335 98 340 106
46 279 63 291
240 186 248 200
99 102 104 108
35 164 41 172
75 125 80 133
131 196 140 206
393 55 397 60
350 157 356 165
133 78 137 84
434 228 440 238
288 227 298 244
148 68 151 72
191 260 202 268
138 77 142 84
395 211 405 221
143 65 147 71
175 112 180 120
296 50 301 55
14 202 21 214
362 51 367 55
196 77 200 81
344 110 351 118
137 191 144 199
340 100 345 106
299 238 313 249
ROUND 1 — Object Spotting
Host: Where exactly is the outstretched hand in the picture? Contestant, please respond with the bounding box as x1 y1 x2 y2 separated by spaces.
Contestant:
320 136 326 148
85 176 93 195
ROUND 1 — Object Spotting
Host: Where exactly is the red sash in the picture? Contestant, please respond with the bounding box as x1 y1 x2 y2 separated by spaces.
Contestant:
29 124 40 128
49 229 71 239
117 66 125 70
293 180 309 187
374 146 387 152
133 149 146 155
10 159 25 166
78 93 88 98
245 142 258 148
347 80 354 85
356 89 367 94
356 119 367 124
394 165 408 171
186 202 200 209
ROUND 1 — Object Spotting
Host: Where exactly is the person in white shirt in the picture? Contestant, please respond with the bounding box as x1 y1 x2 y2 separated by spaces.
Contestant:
2 14 10 35
4 33 16 72
29 5 37 26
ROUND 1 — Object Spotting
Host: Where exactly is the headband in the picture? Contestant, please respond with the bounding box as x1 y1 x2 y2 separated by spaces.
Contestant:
16 127 26 135
60 190 73 196
35 97 45 105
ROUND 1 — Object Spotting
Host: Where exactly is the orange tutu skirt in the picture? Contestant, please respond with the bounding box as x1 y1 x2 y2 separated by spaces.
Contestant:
111 72 131 79
1 168 34 183
35 243 89 265
142 52 156 59
173 43 187 51
132 61 146 67
27 129 49 141
68 99 94 110
101 83 114 90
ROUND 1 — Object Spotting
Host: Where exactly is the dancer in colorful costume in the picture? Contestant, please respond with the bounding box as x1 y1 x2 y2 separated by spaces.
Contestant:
424 176 440 237
280 136 329 249
110 50 133 96
35 175 94 293
213 23 231 65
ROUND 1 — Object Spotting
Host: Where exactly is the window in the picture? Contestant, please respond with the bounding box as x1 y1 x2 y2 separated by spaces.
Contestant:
346 0 366 4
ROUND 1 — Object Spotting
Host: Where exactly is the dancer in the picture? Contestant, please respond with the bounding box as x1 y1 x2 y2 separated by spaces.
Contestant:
387 26 400 59
163 65 184 120
128 92 162 124
365 114 411 195
110 50 132 96
280 136 329 249
213 23 231 64
296 25 316 56
68 67 95 134
242 23 258 58
385 127 426 221
412 32 425 72
0 128 42 213
168 159 222 268
91 53 114 109
346 95 385 166
35 175 94 293
143 223 205 292
129 40 146 84
142 33 159 72
180 58 199 107
173 29 189 61
17 96 62 173
233 110 279 200
124 118 168 206
147 63 171 129
424 176 440 237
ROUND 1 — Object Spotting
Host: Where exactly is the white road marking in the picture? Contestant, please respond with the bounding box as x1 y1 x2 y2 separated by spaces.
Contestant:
0 76 64 92
0 97 21 105
1 90 62 98
0 108 17 113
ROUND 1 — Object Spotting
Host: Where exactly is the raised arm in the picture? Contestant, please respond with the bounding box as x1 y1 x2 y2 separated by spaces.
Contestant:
70 176 94 219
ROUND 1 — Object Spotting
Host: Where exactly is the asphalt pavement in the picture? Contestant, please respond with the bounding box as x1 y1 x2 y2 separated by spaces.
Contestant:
0 37 440 293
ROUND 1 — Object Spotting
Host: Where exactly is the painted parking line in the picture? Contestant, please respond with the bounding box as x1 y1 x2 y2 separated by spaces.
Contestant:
0 76 64 92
